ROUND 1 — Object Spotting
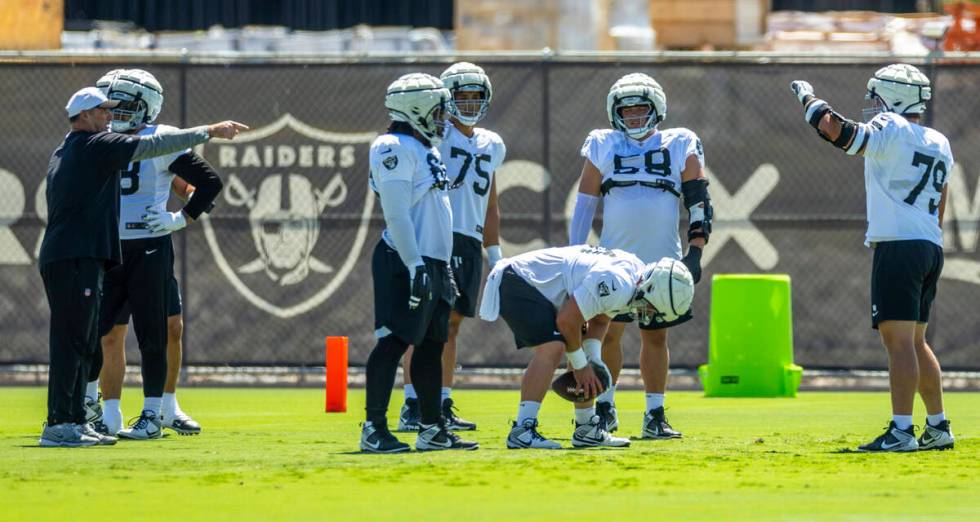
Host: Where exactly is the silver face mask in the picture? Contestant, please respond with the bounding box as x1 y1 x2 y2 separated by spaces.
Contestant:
862 92 887 122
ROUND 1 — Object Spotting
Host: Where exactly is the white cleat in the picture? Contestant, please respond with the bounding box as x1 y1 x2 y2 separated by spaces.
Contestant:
116 410 163 440
918 420 954 451
506 419 561 449
38 423 99 448
84 394 103 423
162 411 201 435
572 415 630 448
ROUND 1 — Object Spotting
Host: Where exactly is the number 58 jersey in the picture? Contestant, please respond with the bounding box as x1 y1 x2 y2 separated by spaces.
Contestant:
118 124 190 240
581 127 704 263
861 112 954 248
441 125 506 242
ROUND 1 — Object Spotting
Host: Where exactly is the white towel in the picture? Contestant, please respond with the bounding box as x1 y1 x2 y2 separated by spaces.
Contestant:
479 260 509 322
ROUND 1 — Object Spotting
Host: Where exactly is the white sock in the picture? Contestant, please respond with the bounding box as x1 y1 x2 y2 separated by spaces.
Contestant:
574 407 595 425
892 414 913 430
103 399 123 435
596 384 616 405
404 384 417 400
86 380 99 400
143 397 163 417
162 392 178 419
516 401 541 425
645 393 665 412
441 387 452 402
926 412 946 426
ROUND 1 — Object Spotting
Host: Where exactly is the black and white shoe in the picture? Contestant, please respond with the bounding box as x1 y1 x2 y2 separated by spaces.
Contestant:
416 423 479 451
397 399 421 432
572 415 630 448
442 398 477 431
641 407 682 439
360 421 410 454
506 419 561 449
857 422 918 452
82 422 117 445
163 412 202 435
596 401 618 432
116 410 163 440
918 420 954 451
84 394 103 424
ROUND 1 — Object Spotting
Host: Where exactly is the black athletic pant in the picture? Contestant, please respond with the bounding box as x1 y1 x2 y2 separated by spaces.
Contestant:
94 236 172 398
40 258 105 425
365 335 445 426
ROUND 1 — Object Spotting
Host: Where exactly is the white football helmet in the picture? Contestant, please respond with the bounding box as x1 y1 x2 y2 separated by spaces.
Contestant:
385 73 451 145
630 257 694 324
607 73 667 139
96 68 164 133
863 63 931 120
440 62 493 126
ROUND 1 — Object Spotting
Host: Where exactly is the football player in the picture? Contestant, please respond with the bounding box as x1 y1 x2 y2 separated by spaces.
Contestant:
791 64 954 452
361 73 478 453
479 245 694 449
85 69 223 439
399 62 505 433
96 176 203 436
569 73 711 439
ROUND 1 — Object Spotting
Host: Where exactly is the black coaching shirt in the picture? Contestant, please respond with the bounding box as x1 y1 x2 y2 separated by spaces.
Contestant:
39 131 139 268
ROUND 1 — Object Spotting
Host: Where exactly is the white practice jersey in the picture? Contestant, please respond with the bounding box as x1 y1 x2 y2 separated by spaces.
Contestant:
859 112 953 247
441 125 506 242
118 124 190 240
581 127 704 263
507 245 644 320
369 133 453 262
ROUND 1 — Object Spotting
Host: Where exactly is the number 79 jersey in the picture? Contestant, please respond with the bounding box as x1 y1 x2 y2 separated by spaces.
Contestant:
118 124 190 240
440 125 506 242
861 112 954 247
581 127 704 263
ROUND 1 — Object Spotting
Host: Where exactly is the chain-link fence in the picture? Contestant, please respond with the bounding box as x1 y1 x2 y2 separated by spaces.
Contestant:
1 54 978 370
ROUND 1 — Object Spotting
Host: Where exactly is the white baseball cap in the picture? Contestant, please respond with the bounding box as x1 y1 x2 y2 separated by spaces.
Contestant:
65 86 120 118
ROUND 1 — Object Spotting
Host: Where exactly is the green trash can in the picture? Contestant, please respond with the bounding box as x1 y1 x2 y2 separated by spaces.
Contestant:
698 274 803 397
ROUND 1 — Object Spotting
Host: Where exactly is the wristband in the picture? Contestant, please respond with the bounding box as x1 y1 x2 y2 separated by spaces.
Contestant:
566 347 588 370
486 245 502 267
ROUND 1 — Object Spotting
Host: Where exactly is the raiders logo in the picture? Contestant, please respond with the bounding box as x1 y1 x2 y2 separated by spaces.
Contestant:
383 155 398 170
196 113 377 318
597 281 610 297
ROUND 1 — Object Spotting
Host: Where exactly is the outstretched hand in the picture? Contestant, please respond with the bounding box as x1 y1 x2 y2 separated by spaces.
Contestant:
208 121 249 140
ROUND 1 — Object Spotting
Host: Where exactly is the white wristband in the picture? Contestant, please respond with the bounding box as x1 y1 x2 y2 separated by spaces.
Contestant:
582 338 602 362
486 245 502 267
566 348 588 370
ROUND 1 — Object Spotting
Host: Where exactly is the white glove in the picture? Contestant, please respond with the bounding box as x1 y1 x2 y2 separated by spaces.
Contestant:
143 208 187 233
486 245 503 268
790 80 814 104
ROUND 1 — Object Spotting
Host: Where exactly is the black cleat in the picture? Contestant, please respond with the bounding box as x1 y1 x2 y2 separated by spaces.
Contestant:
918 420 954 451
858 421 918 452
360 421 410 454
397 399 421 432
641 406 682 439
416 422 479 451
442 398 477 431
163 413 202 435
596 401 618 432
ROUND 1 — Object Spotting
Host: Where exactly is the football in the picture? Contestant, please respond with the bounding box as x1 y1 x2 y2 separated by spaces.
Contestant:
550 361 612 402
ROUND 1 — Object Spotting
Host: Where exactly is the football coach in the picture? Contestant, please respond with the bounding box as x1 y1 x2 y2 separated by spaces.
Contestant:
37 86 247 447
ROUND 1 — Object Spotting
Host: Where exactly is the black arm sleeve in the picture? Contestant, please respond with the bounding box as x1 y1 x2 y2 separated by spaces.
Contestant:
167 151 223 220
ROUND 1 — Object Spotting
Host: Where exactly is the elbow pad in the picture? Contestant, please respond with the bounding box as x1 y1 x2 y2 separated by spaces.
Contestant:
804 98 867 155
681 179 712 243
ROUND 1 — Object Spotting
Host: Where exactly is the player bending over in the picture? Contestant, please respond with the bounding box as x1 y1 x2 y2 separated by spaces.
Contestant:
399 62 505 432
479 245 693 449
569 73 710 438
791 63 954 452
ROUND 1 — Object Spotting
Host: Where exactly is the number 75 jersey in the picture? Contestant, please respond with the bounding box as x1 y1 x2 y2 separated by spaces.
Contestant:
862 112 954 247
440 125 506 242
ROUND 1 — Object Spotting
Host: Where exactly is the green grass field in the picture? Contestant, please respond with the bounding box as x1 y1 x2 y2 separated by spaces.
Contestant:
1 387 977 521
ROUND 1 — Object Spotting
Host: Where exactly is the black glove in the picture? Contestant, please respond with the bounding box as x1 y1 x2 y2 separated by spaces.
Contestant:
682 246 703 284
409 264 431 310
